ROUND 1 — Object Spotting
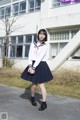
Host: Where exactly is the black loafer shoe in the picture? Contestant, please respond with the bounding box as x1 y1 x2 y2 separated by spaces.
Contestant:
31 97 37 106
39 102 47 111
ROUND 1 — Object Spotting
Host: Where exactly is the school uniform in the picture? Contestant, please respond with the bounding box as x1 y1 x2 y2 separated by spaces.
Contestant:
21 41 53 83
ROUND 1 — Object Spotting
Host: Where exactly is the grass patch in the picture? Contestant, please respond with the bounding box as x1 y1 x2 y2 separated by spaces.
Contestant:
0 68 31 89
0 68 80 99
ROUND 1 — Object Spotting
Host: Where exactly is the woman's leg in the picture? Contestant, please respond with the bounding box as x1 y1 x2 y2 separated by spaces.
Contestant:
39 83 47 111
39 83 47 102
30 83 37 106
31 83 37 97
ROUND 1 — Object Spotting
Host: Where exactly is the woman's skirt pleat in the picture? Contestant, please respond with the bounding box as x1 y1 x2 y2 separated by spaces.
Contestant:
21 61 53 83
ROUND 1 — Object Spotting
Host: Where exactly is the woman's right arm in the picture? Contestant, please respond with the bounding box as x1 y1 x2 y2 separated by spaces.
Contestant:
28 43 33 67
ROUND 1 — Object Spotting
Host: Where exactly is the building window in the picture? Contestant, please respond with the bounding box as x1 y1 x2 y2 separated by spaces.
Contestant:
9 34 36 58
0 6 11 18
71 30 79 38
50 42 68 58
10 45 23 57
50 29 80 59
13 1 26 16
13 3 19 16
16 45 23 57
11 36 16 44
25 45 30 57
25 35 32 43
5 6 11 17
50 30 79 41
25 35 32 57
50 43 58 58
19 1 26 14
0 7 4 18
28 0 41 12
18 36 23 43
10 37 16 57
28 0 34 12
34 34 37 42
72 46 80 59
10 45 16 57
35 0 41 10
50 31 69 40
0 0 41 18
10 36 23 58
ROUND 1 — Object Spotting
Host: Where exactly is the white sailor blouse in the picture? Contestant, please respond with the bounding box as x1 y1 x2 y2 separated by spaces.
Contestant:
28 41 47 69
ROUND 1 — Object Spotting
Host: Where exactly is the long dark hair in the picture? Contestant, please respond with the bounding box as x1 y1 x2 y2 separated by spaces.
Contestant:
37 29 47 42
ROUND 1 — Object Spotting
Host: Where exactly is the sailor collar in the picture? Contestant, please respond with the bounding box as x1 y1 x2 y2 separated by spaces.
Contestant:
33 41 46 48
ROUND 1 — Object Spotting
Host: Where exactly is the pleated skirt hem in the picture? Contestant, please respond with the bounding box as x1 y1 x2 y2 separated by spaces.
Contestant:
21 61 53 83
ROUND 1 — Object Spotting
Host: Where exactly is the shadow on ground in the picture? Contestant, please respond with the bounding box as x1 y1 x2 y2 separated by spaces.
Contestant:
20 85 42 105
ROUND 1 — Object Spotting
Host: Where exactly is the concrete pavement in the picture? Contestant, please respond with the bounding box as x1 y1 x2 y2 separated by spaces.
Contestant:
0 84 80 120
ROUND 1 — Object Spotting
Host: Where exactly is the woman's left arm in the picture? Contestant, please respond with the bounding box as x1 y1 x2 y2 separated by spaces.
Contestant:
32 45 47 69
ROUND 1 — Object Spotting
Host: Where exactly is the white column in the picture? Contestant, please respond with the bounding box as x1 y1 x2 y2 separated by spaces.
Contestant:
11 0 13 17
22 35 25 58
69 30 72 40
8 46 11 58
32 35 34 43
22 45 25 58
26 0 28 13
58 43 60 54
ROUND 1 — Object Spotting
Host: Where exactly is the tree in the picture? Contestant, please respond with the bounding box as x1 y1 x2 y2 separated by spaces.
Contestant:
0 16 24 67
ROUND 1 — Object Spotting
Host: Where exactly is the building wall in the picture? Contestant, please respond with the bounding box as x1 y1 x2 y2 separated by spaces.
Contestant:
41 1 80 28
0 0 80 34
0 0 80 69
0 0 80 35
0 0 11 6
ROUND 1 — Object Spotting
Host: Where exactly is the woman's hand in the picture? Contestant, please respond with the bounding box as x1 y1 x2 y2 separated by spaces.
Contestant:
28 67 32 73
28 67 35 74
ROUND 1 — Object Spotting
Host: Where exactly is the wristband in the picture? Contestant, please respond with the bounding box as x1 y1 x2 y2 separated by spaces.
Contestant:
32 67 35 70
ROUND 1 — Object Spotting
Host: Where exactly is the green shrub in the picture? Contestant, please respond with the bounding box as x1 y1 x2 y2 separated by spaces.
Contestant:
2 58 14 68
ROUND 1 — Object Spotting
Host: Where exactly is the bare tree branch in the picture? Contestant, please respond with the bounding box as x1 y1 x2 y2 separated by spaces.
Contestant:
9 25 25 34
0 16 24 67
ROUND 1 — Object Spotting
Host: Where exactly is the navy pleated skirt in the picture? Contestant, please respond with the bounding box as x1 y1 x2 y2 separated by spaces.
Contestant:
21 61 53 83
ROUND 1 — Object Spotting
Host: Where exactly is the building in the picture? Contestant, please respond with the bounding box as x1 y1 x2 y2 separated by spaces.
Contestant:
0 0 80 70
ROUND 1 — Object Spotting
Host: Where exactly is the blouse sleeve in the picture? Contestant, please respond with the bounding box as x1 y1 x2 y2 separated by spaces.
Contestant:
33 45 47 69
28 43 33 67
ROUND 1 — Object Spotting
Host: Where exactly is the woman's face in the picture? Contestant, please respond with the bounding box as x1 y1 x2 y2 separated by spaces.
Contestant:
38 32 46 42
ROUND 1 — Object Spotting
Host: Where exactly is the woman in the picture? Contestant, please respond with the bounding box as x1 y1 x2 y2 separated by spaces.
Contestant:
21 29 53 111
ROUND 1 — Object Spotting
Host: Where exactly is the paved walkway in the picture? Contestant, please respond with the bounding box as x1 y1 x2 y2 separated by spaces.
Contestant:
0 84 80 120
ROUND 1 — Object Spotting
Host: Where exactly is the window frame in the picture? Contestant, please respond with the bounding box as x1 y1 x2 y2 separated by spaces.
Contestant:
5 5 11 17
0 7 5 18
19 0 26 14
13 3 19 16
28 0 41 12
9 34 36 58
